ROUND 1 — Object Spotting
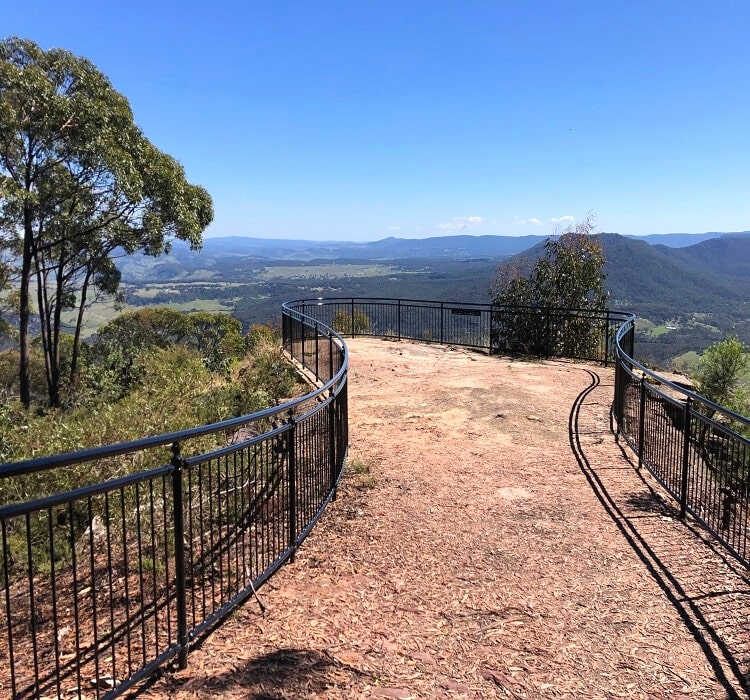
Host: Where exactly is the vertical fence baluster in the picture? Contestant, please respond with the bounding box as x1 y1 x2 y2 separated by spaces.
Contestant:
171 442 189 669
604 311 611 366
680 398 692 520
440 302 444 344
329 397 338 500
638 374 647 470
315 323 320 380
287 413 297 562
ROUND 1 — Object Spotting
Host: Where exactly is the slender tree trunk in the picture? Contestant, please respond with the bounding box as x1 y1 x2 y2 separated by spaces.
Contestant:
19 207 33 409
35 260 54 405
69 271 91 387
48 252 67 407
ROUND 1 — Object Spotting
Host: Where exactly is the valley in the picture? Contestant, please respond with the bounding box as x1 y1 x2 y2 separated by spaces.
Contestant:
107 230 750 375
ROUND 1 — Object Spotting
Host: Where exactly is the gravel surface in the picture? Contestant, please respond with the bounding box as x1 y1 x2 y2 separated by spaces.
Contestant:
148 339 750 699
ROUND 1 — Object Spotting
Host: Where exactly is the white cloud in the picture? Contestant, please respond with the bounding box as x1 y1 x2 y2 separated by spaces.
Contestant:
517 215 577 227
518 218 543 226
437 215 483 231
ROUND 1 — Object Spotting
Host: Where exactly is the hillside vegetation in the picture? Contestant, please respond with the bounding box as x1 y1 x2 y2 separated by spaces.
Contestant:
0 311 299 479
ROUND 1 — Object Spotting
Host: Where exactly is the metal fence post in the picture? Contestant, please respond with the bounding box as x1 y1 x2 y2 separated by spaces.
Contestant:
604 312 611 366
329 397 338 500
351 298 356 338
328 332 334 382
489 305 495 354
637 374 647 470
440 302 444 344
680 398 692 520
397 300 402 341
314 322 320 380
170 441 189 670
287 412 297 561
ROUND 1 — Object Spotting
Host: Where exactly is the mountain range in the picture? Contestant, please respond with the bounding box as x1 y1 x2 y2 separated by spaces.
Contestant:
189 230 750 261
115 229 749 367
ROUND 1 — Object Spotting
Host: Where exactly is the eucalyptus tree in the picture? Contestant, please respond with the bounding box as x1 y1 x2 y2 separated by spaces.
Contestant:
489 216 607 357
0 37 213 407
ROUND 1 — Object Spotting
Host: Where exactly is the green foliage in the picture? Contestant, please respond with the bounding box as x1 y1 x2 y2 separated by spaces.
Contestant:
0 313 297 471
331 308 371 335
0 324 302 583
0 37 213 407
88 308 246 398
694 334 749 418
0 347 48 400
246 323 281 352
490 216 606 310
234 336 298 416
490 216 607 358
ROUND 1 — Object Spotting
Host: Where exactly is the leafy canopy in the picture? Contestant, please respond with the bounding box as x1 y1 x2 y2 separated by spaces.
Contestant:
694 334 749 416
490 215 606 311
489 216 607 358
0 36 213 407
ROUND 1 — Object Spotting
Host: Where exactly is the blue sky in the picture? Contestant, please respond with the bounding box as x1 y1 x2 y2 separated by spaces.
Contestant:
4 1 750 240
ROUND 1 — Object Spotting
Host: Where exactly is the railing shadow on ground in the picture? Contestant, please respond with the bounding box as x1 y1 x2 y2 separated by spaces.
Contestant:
1 297 748 698
570 369 750 699
147 647 376 698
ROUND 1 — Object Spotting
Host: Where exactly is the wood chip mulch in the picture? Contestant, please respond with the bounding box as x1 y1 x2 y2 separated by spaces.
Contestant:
143 338 750 699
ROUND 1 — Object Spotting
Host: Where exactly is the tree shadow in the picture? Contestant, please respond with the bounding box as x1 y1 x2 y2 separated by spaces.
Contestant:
569 368 750 699
153 647 372 699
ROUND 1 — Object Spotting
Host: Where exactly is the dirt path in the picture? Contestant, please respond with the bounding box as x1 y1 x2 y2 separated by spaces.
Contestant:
148 339 750 699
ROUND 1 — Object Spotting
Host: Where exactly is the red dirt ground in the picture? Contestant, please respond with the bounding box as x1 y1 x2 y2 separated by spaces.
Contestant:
146 338 750 699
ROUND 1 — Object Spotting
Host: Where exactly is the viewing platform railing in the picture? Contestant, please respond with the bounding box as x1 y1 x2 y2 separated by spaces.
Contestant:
0 309 347 699
0 297 746 698
612 316 750 566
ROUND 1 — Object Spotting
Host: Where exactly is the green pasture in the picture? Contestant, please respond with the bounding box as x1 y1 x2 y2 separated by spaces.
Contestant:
257 264 399 280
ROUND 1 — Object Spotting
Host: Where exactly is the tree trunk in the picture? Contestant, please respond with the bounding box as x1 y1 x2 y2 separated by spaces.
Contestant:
69 271 91 388
19 207 33 409
35 261 55 406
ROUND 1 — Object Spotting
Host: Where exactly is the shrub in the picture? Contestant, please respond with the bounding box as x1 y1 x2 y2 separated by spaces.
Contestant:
332 308 371 335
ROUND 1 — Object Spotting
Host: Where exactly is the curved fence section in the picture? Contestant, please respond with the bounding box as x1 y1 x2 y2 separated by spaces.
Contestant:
0 314 347 699
285 297 632 364
613 317 750 566
1 295 747 698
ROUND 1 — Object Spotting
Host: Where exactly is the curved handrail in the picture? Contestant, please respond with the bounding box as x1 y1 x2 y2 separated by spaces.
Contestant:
0 307 349 700
284 296 634 365
1 296 747 700
611 311 749 571
614 316 750 428
0 324 348 479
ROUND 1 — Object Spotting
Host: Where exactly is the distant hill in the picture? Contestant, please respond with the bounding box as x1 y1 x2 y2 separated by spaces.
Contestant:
497 232 750 318
197 234 551 261
114 229 749 368
496 232 750 365
197 230 748 259
624 231 750 247
118 230 750 282
600 234 750 313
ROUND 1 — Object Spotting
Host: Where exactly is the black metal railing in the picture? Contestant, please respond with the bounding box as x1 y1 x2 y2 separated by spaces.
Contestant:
1 295 747 698
0 309 347 699
612 317 750 566
288 297 630 364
